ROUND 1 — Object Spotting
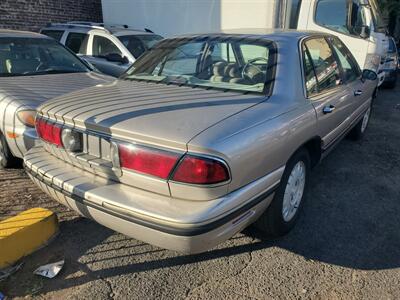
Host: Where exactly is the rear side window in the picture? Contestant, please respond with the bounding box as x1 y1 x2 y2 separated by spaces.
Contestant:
302 46 318 96
65 33 89 55
302 37 342 96
92 36 122 57
41 30 64 41
330 37 361 82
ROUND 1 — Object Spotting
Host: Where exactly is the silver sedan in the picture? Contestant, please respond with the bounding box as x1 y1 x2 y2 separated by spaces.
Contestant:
0 29 113 168
24 30 377 253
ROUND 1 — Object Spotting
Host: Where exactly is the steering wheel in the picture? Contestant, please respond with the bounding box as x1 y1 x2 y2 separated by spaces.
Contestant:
241 57 268 84
35 61 49 72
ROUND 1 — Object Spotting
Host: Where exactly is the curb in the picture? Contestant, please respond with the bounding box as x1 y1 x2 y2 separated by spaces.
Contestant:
0 208 58 269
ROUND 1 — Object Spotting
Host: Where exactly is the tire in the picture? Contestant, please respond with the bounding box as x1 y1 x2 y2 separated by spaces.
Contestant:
0 131 21 169
349 106 371 141
255 148 310 237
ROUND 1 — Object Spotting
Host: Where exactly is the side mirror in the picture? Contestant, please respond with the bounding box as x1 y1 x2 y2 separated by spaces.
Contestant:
362 69 378 82
106 53 129 64
359 25 371 39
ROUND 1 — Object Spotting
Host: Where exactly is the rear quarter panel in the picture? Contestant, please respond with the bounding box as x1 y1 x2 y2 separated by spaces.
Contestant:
187 96 318 193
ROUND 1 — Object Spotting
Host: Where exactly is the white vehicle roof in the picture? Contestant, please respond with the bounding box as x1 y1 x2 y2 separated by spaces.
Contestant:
42 22 158 37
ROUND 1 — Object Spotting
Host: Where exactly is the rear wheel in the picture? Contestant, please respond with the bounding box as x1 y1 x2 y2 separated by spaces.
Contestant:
349 106 371 141
255 148 310 237
0 131 20 169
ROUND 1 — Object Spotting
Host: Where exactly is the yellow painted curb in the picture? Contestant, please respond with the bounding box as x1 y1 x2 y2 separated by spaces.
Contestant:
0 208 58 269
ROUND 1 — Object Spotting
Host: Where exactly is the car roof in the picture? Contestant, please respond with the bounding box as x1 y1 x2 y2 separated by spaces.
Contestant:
42 23 157 36
0 29 50 39
174 29 328 40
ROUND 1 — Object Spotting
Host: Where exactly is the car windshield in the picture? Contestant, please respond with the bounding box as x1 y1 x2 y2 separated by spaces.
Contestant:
122 36 276 94
118 34 163 58
0 37 89 77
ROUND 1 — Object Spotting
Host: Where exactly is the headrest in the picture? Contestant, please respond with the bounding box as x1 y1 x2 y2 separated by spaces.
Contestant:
213 61 228 76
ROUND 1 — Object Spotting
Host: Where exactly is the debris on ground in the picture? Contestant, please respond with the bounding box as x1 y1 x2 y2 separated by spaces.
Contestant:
0 262 23 281
33 260 64 279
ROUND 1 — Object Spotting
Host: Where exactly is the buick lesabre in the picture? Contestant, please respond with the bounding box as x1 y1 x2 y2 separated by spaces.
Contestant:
24 30 377 253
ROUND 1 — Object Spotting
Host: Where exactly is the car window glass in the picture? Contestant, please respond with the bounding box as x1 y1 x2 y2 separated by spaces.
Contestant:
118 35 163 58
92 36 122 57
65 32 89 55
154 42 204 75
330 37 360 82
304 38 342 93
211 43 236 63
302 45 318 96
240 44 269 64
315 0 349 34
126 38 275 94
316 0 367 35
41 30 64 41
0 37 88 76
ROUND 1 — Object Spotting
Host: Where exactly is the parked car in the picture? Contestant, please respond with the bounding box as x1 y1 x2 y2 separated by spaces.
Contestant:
24 30 377 253
40 22 163 77
0 29 113 168
382 37 398 88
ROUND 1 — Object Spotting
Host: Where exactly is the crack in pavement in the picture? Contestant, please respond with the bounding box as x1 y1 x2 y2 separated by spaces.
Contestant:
184 250 255 299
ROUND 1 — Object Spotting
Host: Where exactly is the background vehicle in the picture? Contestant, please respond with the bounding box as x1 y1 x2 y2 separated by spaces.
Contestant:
284 0 388 89
41 22 163 77
0 29 113 168
382 37 398 88
25 31 377 253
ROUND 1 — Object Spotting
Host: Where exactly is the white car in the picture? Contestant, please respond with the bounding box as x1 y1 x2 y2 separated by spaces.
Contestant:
0 29 113 168
41 22 163 77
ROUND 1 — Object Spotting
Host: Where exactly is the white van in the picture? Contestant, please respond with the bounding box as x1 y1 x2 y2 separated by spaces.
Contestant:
283 0 388 88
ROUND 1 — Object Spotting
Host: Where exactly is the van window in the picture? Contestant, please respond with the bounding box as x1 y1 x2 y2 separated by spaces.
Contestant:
303 38 342 94
92 36 122 57
315 0 367 36
65 33 88 54
41 30 64 42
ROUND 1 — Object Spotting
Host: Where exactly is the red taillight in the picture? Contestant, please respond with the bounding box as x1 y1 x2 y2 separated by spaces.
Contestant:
172 155 229 184
118 144 180 179
35 118 62 147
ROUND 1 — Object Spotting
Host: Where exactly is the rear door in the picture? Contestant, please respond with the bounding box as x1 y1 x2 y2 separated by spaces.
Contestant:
302 36 354 149
328 36 374 111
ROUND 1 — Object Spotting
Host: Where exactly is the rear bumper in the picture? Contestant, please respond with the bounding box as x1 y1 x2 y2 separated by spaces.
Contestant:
24 145 281 253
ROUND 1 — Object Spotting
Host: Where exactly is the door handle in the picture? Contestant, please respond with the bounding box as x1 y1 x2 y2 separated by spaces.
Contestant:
323 105 336 114
354 90 363 96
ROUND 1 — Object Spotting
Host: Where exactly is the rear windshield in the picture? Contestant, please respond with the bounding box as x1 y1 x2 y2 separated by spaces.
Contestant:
0 37 89 77
118 34 163 58
122 36 276 94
